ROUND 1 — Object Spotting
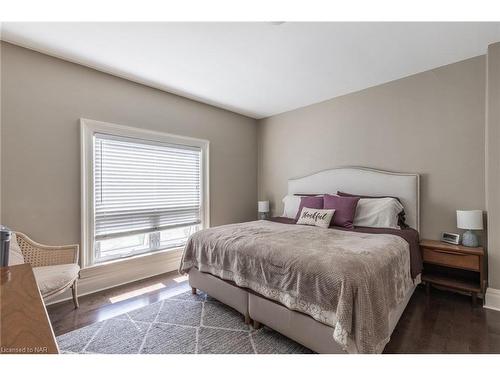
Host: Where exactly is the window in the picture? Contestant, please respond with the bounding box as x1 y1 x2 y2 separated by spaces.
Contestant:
81 119 209 267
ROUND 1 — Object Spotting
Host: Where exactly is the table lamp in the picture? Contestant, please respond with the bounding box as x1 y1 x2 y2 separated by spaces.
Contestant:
456 210 483 247
258 201 270 220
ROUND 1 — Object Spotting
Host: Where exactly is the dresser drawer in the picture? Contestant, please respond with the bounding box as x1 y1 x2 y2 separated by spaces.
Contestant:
422 247 480 271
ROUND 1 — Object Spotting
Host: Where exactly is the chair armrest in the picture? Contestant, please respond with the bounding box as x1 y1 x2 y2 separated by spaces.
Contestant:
15 232 80 267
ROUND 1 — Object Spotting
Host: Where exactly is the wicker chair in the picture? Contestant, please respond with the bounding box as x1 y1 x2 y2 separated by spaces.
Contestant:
14 232 80 308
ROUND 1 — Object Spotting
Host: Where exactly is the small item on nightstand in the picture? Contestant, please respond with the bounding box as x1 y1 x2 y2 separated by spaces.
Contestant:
258 201 270 220
441 232 460 245
457 210 483 247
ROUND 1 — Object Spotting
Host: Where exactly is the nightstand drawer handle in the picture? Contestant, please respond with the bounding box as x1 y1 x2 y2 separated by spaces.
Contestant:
431 249 467 256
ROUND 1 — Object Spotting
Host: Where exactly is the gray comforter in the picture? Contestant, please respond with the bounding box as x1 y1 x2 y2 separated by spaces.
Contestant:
179 220 414 353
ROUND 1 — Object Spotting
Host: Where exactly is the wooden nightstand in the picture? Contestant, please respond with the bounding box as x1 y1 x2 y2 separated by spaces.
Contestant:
420 239 486 306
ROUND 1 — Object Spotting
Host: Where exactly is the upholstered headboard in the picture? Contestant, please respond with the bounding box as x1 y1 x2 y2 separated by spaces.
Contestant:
288 167 420 231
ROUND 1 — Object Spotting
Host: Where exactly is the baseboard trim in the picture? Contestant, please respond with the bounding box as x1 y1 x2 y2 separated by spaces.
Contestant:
484 287 500 311
46 248 183 305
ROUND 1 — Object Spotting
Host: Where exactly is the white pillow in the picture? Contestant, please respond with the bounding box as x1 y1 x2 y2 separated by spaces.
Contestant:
353 198 404 229
282 195 302 219
8 232 25 266
297 207 335 229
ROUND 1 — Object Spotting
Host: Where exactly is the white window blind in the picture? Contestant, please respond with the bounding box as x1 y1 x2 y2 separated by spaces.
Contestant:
94 133 202 241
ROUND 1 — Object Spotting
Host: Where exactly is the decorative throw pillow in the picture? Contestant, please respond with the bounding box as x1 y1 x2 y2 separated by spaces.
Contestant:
295 196 324 221
296 207 335 228
323 194 360 228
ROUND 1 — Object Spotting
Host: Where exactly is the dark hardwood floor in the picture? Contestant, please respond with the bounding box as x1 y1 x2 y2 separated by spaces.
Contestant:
384 288 500 353
47 273 500 353
47 271 190 337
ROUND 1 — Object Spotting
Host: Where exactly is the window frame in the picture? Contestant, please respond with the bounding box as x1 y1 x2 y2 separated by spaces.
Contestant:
81 118 210 268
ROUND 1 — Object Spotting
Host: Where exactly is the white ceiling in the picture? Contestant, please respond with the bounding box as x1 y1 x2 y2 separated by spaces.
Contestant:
2 22 500 119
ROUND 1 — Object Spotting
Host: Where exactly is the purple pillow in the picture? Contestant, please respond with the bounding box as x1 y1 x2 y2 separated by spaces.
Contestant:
295 196 324 221
323 194 360 228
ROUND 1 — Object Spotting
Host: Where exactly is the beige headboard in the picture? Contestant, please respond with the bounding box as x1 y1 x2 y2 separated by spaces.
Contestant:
288 167 420 231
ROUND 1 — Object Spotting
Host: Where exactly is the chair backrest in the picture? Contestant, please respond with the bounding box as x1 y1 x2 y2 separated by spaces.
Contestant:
8 232 25 266
14 231 78 267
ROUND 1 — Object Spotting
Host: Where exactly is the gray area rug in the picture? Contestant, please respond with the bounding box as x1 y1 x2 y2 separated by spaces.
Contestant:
57 290 314 354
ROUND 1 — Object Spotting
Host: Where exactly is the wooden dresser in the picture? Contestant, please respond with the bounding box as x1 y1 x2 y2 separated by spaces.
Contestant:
0 264 59 354
420 239 485 306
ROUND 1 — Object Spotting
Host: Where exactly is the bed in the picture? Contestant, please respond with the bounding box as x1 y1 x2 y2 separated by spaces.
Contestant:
179 167 421 354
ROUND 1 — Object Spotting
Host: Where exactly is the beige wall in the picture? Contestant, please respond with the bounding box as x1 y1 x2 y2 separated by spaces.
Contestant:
0 42 258 246
486 42 500 290
258 56 486 240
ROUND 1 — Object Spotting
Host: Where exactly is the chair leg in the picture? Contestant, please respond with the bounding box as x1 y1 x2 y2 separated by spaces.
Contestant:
71 280 79 309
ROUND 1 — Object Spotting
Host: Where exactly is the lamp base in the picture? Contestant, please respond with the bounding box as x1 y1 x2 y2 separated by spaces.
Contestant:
462 230 479 247
258 212 269 220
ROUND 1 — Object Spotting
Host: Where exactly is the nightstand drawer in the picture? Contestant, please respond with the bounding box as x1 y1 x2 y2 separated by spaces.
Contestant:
422 247 479 271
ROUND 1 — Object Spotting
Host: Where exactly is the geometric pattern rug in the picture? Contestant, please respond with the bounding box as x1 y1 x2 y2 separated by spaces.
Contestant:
57 290 314 354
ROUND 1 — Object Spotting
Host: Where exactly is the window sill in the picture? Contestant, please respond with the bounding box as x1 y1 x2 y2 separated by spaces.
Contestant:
86 245 184 270
82 246 184 275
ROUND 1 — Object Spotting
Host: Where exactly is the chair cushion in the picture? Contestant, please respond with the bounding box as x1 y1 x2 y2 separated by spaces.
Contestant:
32 264 80 297
8 232 25 266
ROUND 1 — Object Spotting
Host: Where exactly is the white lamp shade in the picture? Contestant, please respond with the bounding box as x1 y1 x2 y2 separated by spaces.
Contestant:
258 201 270 213
456 210 483 230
